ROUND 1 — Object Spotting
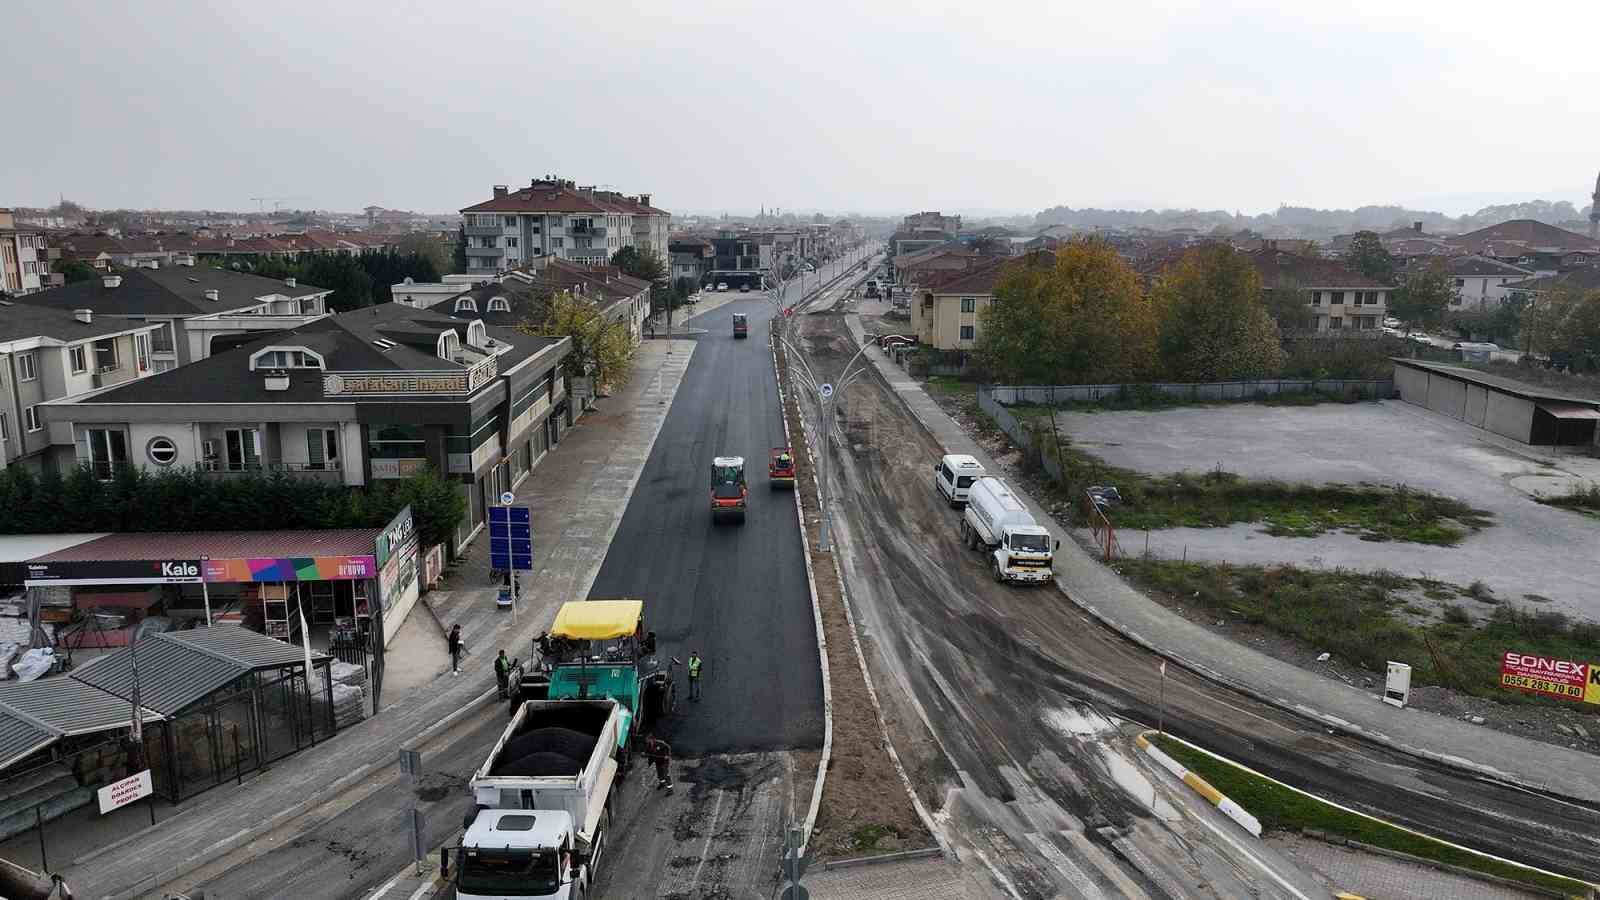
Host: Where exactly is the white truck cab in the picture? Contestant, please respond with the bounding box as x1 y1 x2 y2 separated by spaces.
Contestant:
457 809 594 900
934 454 986 506
960 476 1057 584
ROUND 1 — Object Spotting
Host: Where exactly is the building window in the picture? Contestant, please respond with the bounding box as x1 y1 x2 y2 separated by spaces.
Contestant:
369 423 426 460
146 436 178 466
135 333 150 372
150 322 175 353
0 412 7 442
488 296 511 312
94 340 118 372
24 406 41 432
960 297 976 313
455 296 478 313
1309 293 1321 307
307 428 339 470
1454 278 1465 288
506 236 519 249
17 352 36 382
1329 317 1343 329
70 345 87 374
503 216 517 227
551 238 564 249
224 427 260 471
253 349 322 369
80 428 128 479
960 325 975 340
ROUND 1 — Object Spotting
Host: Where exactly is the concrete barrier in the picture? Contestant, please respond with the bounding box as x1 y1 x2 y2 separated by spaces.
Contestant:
1135 731 1262 838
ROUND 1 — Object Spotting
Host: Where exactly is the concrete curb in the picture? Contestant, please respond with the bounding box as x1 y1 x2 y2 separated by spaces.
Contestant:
419 592 452 640
101 686 498 900
1156 730 1599 898
820 845 944 871
773 327 835 859
847 328 1600 813
1135 731 1262 837
1304 833 1579 899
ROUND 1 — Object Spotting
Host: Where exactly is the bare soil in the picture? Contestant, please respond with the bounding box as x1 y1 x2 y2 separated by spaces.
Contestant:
922 380 1600 758
774 329 933 861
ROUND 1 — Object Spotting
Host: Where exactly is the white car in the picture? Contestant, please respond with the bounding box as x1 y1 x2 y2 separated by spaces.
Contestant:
716 282 729 292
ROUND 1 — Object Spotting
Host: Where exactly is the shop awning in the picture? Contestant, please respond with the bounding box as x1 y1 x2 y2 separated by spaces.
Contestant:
71 627 329 717
1537 402 1600 420
0 678 162 738
0 712 59 773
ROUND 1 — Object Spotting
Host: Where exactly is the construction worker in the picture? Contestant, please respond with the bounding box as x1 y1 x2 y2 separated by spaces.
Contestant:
494 650 511 698
643 733 673 792
777 451 792 470
687 650 703 701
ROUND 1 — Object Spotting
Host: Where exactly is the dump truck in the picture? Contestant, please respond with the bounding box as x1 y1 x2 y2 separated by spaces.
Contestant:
457 698 623 900
959 476 1057 584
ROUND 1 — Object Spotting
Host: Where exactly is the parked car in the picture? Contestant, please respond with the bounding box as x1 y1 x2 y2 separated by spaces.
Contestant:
717 282 729 292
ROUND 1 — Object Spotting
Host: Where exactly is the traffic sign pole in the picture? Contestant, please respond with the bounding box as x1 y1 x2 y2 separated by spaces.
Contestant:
489 500 533 620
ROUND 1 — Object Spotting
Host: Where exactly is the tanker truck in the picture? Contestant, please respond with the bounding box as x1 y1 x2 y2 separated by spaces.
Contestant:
959 476 1058 584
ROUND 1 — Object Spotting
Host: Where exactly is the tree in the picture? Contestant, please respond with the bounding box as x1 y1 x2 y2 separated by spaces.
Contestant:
1389 267 1455 331
52 258 98 284
452 227 468 274
611 246 671 312
395 233 449 277
1523 286 1600 364
1343 231 1396 284
1260 283 1317 331
976 242 1158 384
525 290 637 392
1152 246 1284 381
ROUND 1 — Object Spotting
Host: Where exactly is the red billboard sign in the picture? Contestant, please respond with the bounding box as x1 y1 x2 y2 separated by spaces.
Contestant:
1500 652 1590 702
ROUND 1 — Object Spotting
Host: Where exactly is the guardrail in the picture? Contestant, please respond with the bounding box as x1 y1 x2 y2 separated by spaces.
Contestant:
1081 490 1119 561
989 377 1394 406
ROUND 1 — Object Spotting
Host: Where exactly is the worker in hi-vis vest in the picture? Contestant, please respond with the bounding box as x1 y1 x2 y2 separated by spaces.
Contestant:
687 650 704 701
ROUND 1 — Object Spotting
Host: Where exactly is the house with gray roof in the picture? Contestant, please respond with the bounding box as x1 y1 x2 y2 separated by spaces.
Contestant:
41 302 571 554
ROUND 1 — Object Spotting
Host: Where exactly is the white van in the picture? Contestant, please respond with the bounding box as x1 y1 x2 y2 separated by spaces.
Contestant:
934 454 986 506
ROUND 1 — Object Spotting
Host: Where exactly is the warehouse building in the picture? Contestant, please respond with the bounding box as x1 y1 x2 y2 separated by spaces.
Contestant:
1392 359 1600 446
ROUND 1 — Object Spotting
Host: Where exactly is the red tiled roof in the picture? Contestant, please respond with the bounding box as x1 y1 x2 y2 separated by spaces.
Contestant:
1445 219 1600 255
35 529 381 562
1244 249 1389 289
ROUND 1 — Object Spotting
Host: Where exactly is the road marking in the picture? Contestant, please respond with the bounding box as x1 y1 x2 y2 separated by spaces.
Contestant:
690 788 727 890
405 879 435 900
1024 832 1106 899
365 871 402 899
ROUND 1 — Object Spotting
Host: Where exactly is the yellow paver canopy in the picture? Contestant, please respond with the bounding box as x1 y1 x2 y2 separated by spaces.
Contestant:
551 600 644 641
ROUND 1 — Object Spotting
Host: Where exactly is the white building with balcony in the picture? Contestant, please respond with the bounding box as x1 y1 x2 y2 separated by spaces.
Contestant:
459 178 670 273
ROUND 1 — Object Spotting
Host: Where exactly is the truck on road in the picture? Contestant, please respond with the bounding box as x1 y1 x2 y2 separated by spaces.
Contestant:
959 476 1057 584
458 698 624 900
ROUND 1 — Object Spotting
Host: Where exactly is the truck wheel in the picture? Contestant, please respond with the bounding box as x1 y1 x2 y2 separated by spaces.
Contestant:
959 520 970 546
990 557 1005 583
660 682 677 718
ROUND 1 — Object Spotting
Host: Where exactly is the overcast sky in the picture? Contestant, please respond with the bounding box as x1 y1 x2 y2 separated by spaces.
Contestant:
5 0 1599 218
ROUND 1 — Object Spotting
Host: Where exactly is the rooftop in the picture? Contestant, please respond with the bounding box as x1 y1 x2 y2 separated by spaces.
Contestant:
32 528 380 563
1244 249 1390 289
16 267 328 318
1393 358 1600 408
1445 219 1600 256
71 627 330 717
0 301 162 344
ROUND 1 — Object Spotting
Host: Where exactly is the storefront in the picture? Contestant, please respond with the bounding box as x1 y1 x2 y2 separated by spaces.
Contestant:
23 530 382 654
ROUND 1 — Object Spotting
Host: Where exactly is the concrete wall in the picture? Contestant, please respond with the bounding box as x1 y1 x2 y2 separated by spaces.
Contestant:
1484 391 1535 442
1424 373 1467 419
1393 364 1429 405
1463 383 1488 428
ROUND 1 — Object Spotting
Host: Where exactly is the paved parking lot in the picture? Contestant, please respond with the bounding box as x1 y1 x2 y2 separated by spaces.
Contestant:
1054 399 1600 621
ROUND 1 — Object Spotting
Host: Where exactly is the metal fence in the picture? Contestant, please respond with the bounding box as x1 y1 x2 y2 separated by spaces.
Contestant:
976 388 1064 482
987 378 1394 406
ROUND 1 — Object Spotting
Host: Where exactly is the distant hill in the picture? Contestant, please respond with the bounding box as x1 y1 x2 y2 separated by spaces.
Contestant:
1033 200 1595 239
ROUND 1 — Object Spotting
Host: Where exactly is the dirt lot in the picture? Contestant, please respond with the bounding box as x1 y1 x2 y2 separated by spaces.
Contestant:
1047 400 1600 621
922 383 1600 756
774 324 933 861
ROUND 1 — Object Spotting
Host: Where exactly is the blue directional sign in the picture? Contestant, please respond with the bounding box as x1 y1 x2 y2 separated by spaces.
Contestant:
488 505 533 571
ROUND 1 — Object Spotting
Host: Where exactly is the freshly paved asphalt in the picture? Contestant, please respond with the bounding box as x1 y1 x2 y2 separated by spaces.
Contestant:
588 294 825 756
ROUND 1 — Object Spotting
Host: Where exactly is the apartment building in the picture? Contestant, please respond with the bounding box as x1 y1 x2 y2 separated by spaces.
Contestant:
1245 249 1391 333
458 178 670 273
0 208 62 296
41 303 573 554
17 266 331 368
0 302 164 472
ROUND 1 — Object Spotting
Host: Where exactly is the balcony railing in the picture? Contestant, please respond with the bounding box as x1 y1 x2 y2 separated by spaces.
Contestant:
464 224 505 236
465 245 504 257
201 461 344 482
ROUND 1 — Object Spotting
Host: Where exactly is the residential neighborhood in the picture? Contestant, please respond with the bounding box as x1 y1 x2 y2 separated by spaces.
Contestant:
5 5 1600 900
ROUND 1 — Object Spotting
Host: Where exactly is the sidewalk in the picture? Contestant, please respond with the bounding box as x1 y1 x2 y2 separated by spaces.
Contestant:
841 314 1600 808
63 339 698 899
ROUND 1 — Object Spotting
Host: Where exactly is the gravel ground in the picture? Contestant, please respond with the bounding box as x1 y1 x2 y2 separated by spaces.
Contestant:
923 385 1600 758
1047 400 1600 622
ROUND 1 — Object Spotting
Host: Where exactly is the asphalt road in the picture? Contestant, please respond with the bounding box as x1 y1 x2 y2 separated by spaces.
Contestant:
797 311 1600 894
587 291 825 756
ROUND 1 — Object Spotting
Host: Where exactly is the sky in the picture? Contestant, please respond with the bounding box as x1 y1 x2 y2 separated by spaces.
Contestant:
5 0 1600 218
